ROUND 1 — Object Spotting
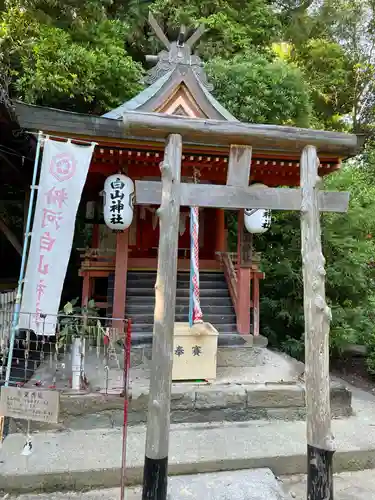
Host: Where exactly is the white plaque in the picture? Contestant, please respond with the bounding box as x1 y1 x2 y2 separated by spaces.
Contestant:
0 387 60 423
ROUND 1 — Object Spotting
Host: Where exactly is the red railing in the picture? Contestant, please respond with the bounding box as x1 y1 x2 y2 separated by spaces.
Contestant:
217 252 264 337
78 248 116 271
217 252 238 313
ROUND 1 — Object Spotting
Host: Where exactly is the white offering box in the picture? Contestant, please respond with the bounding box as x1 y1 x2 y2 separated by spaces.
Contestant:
172 322 219 381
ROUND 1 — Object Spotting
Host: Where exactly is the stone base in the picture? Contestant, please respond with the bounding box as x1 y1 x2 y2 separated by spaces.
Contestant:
10 346 351 434
9 379 352 434
167 469 287 500
252 334 269 347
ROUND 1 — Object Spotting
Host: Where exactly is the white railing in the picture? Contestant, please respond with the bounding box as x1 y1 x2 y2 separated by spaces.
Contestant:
0 290 16 354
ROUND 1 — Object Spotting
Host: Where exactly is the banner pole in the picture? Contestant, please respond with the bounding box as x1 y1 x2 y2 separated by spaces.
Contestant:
3 131 44 387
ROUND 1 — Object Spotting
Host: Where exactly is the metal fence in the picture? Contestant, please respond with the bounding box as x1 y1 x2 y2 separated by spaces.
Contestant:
0 290 16 358
0 308 133 496
0 310 131 391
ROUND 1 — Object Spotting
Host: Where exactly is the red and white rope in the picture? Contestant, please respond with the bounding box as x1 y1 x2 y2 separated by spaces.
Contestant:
191 206 203 323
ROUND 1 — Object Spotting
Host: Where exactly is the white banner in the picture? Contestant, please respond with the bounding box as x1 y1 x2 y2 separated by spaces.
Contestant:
19 138 95 335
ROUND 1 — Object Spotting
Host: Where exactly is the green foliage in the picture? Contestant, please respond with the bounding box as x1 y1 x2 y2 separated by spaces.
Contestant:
206 53 312 126
257 162 375 363
280 0 375 132
151 0 280 59
58 297 100 346
0 5 144 113
290 39 356 131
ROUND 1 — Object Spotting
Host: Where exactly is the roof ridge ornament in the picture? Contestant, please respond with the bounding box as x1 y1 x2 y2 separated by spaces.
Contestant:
146 12 213 91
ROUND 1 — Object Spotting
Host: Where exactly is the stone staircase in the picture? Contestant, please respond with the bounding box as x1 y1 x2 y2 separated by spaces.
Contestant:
123 270 244 346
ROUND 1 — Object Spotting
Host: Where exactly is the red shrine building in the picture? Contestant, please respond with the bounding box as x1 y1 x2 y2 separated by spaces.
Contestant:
13 26 348 345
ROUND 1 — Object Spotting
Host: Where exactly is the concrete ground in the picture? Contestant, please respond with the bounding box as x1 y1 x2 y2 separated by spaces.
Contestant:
281 470 375 499
0 470 287 499
4 470 375 499
27 345 304 394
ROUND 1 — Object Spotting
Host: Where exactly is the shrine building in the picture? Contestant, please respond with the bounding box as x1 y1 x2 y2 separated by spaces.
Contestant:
11 24 358 345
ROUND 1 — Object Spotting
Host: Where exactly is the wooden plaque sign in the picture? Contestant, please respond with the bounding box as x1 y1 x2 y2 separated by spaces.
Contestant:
0 386 60 424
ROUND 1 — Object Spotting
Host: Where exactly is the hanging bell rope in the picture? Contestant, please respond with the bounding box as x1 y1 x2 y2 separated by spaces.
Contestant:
189 166 203 326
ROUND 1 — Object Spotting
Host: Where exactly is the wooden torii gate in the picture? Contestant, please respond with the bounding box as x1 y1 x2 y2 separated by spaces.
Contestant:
124 111 358 500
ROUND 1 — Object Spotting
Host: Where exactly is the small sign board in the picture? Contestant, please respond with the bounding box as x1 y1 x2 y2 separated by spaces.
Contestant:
0 387 60 424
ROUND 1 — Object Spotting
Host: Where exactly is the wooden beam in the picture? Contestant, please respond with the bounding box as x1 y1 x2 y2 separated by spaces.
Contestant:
123 111 359 156
142 134 182 498
186 24 206 49
135 181 350 212
0 216 22 255
226 145 252 187
300 146 335 498
14 102 356 161
148 11 170 49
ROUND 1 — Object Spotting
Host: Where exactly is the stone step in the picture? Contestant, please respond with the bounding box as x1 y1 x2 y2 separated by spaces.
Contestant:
9 373 351 433
130 322 238 333
126 304 234 315
129 313 237 324
130 333 245 347
127 272 225 282
126 280 228 289
126 296 233 306
131 333 152 345
65 381 352 428
126 288 230 297
159 469 288 500
0 469 288 499
4 406 374 495
134 382 351 423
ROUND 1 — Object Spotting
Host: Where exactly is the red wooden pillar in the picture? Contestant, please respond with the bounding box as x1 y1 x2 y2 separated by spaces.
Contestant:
236 210 251 335
112 230 129 329
215 208 226 254
92 223 100 248
252 272 260 337
81 273 92 307
251 271 265 337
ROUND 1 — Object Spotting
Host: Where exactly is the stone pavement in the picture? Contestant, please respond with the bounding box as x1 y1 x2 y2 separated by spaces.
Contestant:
1 385 375 494
29 346 303 395
281 470 375 499
2 469 287 499
4 469 375 499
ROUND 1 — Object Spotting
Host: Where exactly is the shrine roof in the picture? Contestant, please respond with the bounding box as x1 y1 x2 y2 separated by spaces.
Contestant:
102 70 174 119
102 68 237 122
102 15 237 122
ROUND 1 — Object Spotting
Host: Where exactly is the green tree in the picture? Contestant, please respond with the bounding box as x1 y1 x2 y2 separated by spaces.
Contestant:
150 0 281 59
258 161 375 360
278 0 375 132
290 39 356 131
0 3 144 113
206 52 312 126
